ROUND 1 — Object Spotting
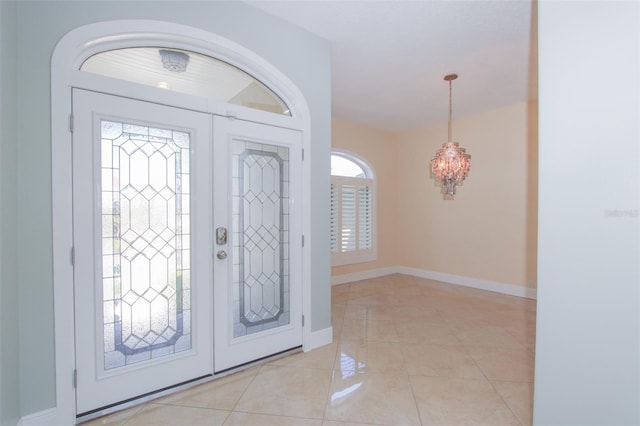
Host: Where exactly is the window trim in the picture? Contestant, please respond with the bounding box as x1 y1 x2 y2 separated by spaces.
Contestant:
330 150 377 267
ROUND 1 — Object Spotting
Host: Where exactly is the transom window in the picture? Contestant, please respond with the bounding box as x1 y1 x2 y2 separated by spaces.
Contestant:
330 151 376 266
81 47 290 115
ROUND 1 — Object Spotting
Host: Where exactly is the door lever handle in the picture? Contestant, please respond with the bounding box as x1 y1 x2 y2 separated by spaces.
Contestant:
216 227 227 245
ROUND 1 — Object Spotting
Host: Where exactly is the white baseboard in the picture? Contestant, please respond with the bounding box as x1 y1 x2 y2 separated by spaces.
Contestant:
303 326 333 351
332 265 537 300
331 266 397 286
18 408 57 426
396 266 537 299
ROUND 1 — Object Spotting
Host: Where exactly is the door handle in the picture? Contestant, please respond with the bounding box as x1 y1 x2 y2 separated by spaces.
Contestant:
216 227 227 245
216 250 227 260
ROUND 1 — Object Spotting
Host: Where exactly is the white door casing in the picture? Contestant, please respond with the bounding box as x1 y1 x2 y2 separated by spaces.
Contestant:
52 21 314 424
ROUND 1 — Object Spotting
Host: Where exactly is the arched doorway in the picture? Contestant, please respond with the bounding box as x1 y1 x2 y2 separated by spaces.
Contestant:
51 20 311 423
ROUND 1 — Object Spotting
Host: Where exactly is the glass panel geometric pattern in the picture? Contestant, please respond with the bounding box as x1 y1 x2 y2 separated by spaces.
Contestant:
231 141 290 338
101 119 191 370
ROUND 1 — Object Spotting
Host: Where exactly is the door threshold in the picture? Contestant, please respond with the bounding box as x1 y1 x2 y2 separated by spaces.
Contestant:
213 345 303 376
76 346 303 425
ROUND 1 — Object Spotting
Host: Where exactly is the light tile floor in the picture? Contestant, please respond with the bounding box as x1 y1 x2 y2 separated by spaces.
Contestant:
83 274 536 426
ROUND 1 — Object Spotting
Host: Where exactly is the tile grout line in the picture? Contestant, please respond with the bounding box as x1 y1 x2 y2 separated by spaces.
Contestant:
323 303 342 425
394 309 426 426
464 330 529 426
225 367 260 422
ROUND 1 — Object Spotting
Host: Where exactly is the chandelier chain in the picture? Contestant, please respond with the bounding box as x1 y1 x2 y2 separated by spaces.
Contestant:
448 78 453 141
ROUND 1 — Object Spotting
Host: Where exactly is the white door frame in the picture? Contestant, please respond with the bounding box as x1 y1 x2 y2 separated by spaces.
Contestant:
51 20 313 424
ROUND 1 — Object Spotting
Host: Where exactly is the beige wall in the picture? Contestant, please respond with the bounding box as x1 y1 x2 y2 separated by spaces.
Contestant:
331 117 398 276
330 101 537 289
396 101 536 287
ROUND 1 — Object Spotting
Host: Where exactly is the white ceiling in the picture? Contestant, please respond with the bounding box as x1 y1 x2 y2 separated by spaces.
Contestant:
245 0 537 132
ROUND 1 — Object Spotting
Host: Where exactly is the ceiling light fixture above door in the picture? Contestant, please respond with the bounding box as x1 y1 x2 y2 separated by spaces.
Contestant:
430 73 471 199
159 49 189 72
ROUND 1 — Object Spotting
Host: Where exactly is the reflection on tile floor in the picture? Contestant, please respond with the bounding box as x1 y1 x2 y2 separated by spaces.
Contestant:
83 274 536 426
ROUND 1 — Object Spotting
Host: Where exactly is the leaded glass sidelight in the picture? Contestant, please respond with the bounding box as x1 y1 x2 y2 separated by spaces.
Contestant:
101 119 191 370
231 141 290 338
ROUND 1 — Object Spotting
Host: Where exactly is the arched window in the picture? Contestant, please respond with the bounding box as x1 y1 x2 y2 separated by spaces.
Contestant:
330 151 376 266
80 47 291 115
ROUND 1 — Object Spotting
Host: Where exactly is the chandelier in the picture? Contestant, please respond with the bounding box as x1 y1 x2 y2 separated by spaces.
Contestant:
430 74 471 198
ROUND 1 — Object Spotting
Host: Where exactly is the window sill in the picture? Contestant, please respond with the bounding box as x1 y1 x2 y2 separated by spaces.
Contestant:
331 251 377 267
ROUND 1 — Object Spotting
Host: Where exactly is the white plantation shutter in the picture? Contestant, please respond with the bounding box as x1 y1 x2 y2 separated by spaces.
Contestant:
341 184 357 252
330 172 376 266
358 185 372 250
330 183 338 253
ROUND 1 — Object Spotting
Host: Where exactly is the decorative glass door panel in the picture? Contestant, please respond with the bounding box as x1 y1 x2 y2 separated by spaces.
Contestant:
232 144 290 337
73 89 212 414
101 119 192 370
213 116 302 372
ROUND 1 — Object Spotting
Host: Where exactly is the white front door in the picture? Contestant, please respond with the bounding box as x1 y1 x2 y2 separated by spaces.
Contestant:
212 117 303 372
73 89 214 414
72 89 303 415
